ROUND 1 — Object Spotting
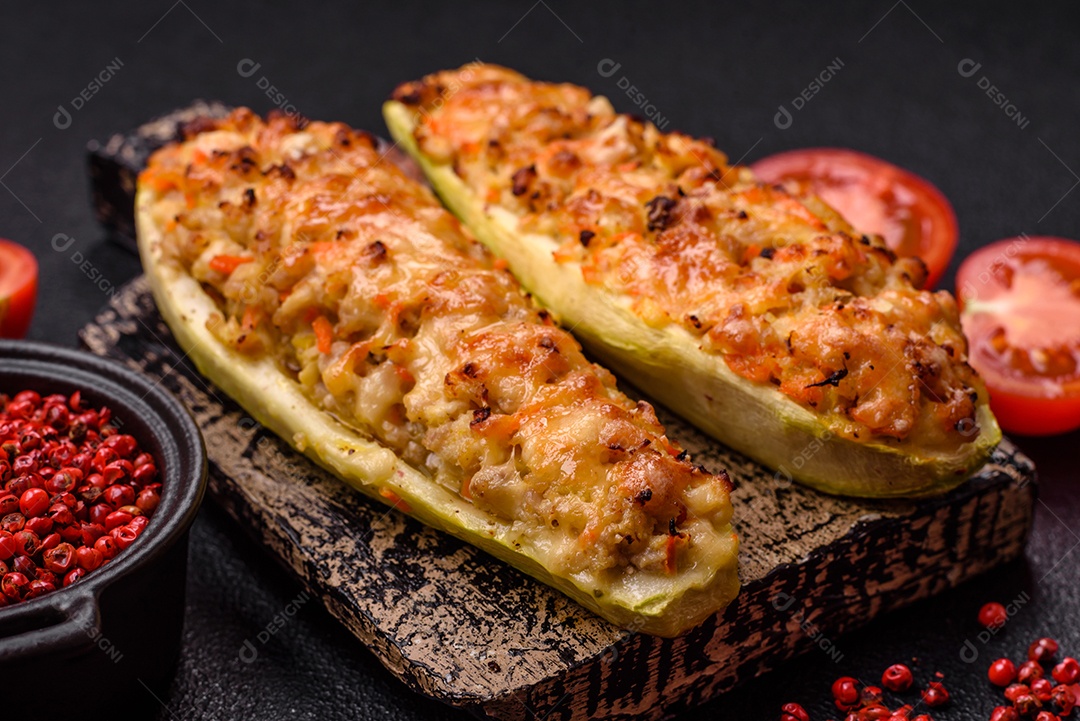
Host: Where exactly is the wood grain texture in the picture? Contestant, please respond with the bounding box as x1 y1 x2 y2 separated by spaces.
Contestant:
79 278 1036 720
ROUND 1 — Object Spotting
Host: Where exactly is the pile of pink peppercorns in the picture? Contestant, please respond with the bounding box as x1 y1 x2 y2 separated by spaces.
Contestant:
0 389 161 605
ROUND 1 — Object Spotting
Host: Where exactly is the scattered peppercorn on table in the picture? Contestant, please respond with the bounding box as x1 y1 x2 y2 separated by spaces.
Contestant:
7 2 1080 720
79 276 1035 719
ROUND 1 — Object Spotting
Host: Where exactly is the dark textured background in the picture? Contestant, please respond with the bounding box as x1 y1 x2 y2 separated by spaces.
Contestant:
2 1 1079 719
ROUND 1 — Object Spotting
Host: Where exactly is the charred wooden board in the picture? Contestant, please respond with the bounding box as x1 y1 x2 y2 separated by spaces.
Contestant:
79 278 1035 720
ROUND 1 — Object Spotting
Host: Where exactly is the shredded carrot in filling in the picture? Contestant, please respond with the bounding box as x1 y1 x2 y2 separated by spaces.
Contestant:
241 305 259 332
140 109 736 579
208 254 253 274
378 488 411 513
393 63 989 450
312 316 333 354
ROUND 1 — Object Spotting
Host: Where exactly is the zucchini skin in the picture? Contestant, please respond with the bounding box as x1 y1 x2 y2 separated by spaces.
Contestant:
384 100 1002 498
136 181 738 638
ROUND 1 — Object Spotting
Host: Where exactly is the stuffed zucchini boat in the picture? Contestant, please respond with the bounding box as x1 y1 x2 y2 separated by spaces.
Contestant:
384 64 1001 498
135 109 739 636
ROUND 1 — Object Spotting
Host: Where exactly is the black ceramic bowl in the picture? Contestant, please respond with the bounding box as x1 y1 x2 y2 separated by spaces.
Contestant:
0 341 206 715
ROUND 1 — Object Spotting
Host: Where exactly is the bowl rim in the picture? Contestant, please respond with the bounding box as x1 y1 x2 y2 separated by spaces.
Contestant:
0 339 207 655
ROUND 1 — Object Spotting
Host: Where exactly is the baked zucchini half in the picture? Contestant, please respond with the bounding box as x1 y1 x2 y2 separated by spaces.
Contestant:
135 109 739 636
384 65 1001 498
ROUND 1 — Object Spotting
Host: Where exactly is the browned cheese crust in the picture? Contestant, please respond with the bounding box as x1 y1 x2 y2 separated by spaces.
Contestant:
392 64 989 452
141 109 735 579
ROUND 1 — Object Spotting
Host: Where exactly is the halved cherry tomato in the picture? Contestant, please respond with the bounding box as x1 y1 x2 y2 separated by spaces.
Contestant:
751 148 959 289
0 239 38 339
957 236 1080 436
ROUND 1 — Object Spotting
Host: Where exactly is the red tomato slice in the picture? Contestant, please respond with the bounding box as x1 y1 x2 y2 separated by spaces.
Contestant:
0 239 38 339
957 236 1080 436
751 148 959 289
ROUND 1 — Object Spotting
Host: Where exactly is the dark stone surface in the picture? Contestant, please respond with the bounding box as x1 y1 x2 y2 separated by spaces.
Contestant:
78 278 1036 719
3 1 1078 719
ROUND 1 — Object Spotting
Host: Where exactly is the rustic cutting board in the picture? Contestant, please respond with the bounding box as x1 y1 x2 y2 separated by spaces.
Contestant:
79 277 1036 720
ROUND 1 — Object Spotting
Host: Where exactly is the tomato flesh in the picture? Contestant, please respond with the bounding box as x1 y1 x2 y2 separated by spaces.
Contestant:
0 239 38 339
751 148 959 289
957 236 1080 436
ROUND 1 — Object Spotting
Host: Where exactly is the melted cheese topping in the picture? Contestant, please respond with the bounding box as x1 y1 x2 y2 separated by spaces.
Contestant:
140 109 734 578
392 64 988 450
